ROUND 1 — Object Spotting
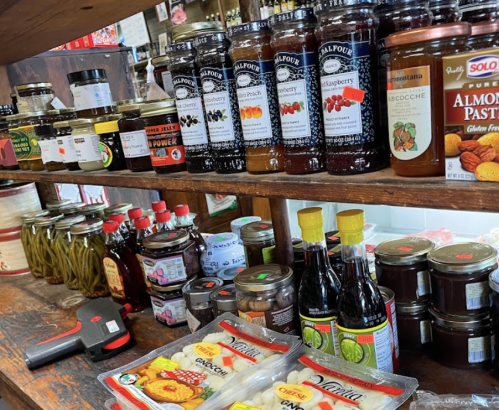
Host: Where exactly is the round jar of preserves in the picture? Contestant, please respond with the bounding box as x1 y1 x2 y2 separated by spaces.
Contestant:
489 269 499 372
385 22 471 177
375 237 434 303
67 69 114 118
46 199 71 216
428 242 497 316
240 221 276 267
95 119 126 171
194 32 246 174
54 120 79 171
468 21 499 49
429 0 462 24
210 284 238 317
269 9 325 175
15 83 54 113
228 20 285 174
21 210 50 278
396 302 431 350
69 117 109 171
140 100 186 174
429 307 492 370
460 0 499 23
149 280 191 327
12 113 43 170
152 55 175 97
80 203 106 220
34 214 64 284
315 0 389 175
36 124 65 171
235 264 297 334
0 117 18 170
167 41 213 173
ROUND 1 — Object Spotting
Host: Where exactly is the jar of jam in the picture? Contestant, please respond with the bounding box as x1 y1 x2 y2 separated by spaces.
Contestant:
269 9 325 174
67 69 114 118
194 32 246 174
69 117 108 171
228 20 285 174
428 242 497 316
11 113 43 170
152 55 175 97
396 302 431 350
375 237 434 303
80 203 106 220
240 221 276 267
430 307 492 370
469 21 499 49
140 101 186 174
210 284 238 317
117 103 153 172
95 119 127 171
167 41 213 173
385 23 471 176
429 0 462 24
15 83 54 113
36 124 65 171
315 0 389 175
54 120 80 171
0 117 18 170
460 0 499 23
489 269 499 372
149 281 190 327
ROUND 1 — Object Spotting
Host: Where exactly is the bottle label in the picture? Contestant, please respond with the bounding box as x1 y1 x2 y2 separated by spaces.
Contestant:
468 336 491 364
99 142 113 167
300 314 340 357
142 255 187 285
172 74 209 152
200 66 243 150
70 82 113 111
417 270 430 297
57 135 78 163
262 245 276 264
103 257 125 299
73 133 101 162
39 139 62 164
238 304 296 334
11 126 41 161
465 281 489 310
387 66 432 160
119 130 150 158
275 51 323 148
151 295 187 326
233 59 282 148
336 320 393 372
144 123 186 167
318 41 375 147
0 138 18 167
376 38 390 128
161 70 175 96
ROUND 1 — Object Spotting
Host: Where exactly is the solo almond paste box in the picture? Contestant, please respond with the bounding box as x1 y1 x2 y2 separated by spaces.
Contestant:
444 48 499 182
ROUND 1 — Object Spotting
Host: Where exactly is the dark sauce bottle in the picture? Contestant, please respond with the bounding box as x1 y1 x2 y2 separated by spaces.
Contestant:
127 207 143 250
174 204 207 255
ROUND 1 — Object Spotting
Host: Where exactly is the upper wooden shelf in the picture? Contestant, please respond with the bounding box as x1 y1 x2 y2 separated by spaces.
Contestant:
0 167 495 212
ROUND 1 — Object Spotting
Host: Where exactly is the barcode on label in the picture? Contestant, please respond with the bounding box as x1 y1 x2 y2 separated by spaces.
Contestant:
466 296 489 310
468 336 491 363
164 257 186 280
465 281 489 310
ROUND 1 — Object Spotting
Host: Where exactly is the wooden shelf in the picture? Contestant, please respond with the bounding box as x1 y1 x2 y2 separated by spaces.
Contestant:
0 167 496 212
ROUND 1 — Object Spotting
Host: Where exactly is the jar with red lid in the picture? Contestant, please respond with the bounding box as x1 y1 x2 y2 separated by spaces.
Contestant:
269 9 325 175
152 55 175 97
315 0 389 175
429 0 462 24
460 0 499 23
468 21 499 49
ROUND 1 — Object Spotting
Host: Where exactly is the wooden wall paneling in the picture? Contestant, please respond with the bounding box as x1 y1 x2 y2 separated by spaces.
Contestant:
252 197 271 220
0 65 12 105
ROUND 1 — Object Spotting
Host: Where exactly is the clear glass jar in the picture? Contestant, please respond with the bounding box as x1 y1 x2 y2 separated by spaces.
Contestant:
210 284 238 317
12 112 43 170
15 82 54 113
152 55 175 96
468 21 499 49
80 203 106 220
54 120 80 171
430 0 462 24
240 220 276 267
36 124 65 171
460 0 499 23
21 210 50 278
0 117 18 170
33 214 64 284
69 116 108 171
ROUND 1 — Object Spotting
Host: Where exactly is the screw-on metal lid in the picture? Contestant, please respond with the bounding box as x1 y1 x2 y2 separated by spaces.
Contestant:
428 243 498 274
210 284 237 312
152 275 197 293
116 98 145 106
429 306 490 330
70 218 103 234
16 83 53 91
68 117 108 127
240 221 274 241
489 269 499 293
385 22 471 48
143 230 189 249
378 286 395 304
104 203 133 217
46 199 72 210
234 264 293 292
80 203 106 215
375 237 435 265
21 209 50 223
59 202 85 214
182 277 224 305
53 121 70 129
59 107 76 114
231 216 262 230
55 215 86 229
140 100 177 117
217 266 246 282
34 214 64 227
396 301 429 315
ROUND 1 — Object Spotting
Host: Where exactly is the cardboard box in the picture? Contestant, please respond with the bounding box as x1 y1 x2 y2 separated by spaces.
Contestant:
66 24 118 50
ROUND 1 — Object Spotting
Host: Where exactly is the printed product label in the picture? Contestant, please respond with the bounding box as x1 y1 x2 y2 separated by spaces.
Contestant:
18 93 54 113
300 314 340 357
186 308 201 332
57 136 78 163
276 384 314 403
376 38 390 128
11 126 41 160
103 257 125 299
262 245 276 264
73 133 101 162
39 139 62 164
144 123 186 167
70 82 113 111
385 297 400 368
466 281 490 310
119 130 150 158
417 270 430 297
336 320 393 372
193 342 222 359
387 66 432 160
142 255 187 285
230 403 261 410
468 335 491 363
233 59 282 148
99 142 113 167
238 304 296 334
161 71 175 96
420 320 431 345
275 51 323 148
319 41 375 147
151 295 187 326
0 138 18 167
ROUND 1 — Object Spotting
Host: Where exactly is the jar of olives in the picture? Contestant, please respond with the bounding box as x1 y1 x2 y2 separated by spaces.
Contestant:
21 210 50 278
33 214 64 284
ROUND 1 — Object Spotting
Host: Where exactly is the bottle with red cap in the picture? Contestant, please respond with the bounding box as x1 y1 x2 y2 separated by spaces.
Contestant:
151 200 167 213
135 216 154 251
174 204 206 254
102 220 148 312
156 210 175 232
127 207 143 249
108 212 130 241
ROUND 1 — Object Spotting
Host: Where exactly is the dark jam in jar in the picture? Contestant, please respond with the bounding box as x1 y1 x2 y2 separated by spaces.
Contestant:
396 302 431 350
489 270 499 374
194 32 246 174
152 55 175 97
315 0 389 175
469 22 499 49
167 41 213 173
95 118 127 171
269 9 325 174
460 0 499 23
429 0 461 24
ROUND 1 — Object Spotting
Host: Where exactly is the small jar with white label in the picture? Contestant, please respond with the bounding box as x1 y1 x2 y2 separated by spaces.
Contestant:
54 121 80 171
396 301 431 350
15 83 54 113
200 232 245 277
35 124 65 171
69 117 108 171
210 284 238 317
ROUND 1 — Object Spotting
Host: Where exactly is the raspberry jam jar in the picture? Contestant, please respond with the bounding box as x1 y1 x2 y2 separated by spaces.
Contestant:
396 302 431 350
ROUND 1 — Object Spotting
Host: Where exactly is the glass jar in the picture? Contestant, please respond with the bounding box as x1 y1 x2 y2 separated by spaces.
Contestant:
54 215 86 289
33 214 64 284
460 0 499 23
0 118 18 170
200 232 245 276
15 83 54 113
46 199 71 216
12 113 43 170
117 103 153 172
396 302 431 350
182 277 224 332
95 119 127 171
194 32 246 174
21 210 50 278
70 218 109 298
430 307 492 370
149 279 194 327
489 269 499 373
80 203 106 220
315 0 389 175
67 69 114 118
269 9 325 175
59 202 85 217
375 237 434 303
152 55 175 97
140 101 187 174
468 21 499 50
428 242 497 316
142 231 201 287
59 107 77 121
231 216 262 243
69 116 108 171
210 284 238 317
235 264 297 334
240 221 276 267
228 20 285 174
54 120 80 171
36 124 65 171
104 203 133 225
430 0 461 24
217 266 245 284
167 41 214 173
385 23 471 176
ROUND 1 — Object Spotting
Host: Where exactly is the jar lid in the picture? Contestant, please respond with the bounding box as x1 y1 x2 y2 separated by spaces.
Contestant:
53 121 70 129
151 55 169 65
378 286 395 304
315 0 377 12
104 203 133 216
227 20 270 38
375 237 435 264
116 98 145 106
35 124 53 137
166 41 194 53
70 218 103 234
172 22 224 41
396 301 429 314
152 278 191 293
80 203 107 215
240 221 274 241
143 209 157 224
210 284 237 311
55 215 86 229
46 199 72 210
34 214 64 226
140 100 177 117
5 114 18 121
217 266 246 282
489 268 499 292
21 209 50 223
67 69 107 84
59 107 76 113
385 22 471 48
429 306 490 329
231 216 262 230
427 243 498 274
182 277 224 304
193 32 227 47
234 264 293 292
143 230 189 249
269 8 316 26
95 120 119 134
59 202 85 214
108 114 122 121
205 232 239 250
46 109 60 115
459 0 497 7
68 117 108 127
15 83 53 91
26 111 49 117
471 21 499 36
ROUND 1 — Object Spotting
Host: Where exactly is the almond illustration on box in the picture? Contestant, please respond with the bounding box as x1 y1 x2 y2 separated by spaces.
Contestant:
393 122 417 152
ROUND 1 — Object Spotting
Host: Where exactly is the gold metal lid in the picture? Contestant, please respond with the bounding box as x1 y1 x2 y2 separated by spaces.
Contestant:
143 230 189 249
428 242 498 274
80 203 106 215
68 117 108 127
234 264 293 292
117 103 144 113
386 22 471 48
21 210 50 223
53 121 70 129
16 83 53 91
70 218 103 234
104 203 133 215
375 237 435 265
152 55 169 65
240 221 274 241
46 199 72 210
429 306 490 329
55 215 86 229
140 100 177 117
116 98 145 106
396 301 429 314
34 214 64 226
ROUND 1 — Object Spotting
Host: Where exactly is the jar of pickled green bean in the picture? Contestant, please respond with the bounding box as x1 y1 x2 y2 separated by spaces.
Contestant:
33 214 64 284
70 218 109 298
80 203 106 221
46 199 72 216
59 202 86 217
21 210 50 278
54 215 86 290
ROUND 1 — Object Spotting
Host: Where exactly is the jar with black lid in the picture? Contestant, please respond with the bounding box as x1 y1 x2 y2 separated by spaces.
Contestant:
194 32 246 174
36 124 65 171
240 221 276 267
140 100 187 174
15 83 54 113
460 0 499 23
469 21 499 49
429 0 462 24
54 120 80 171
396 301 431 350
183 277 224 332
152 55 175 97
95 118 127 171
210 284 238 317
67 69 114 118
167 41 213 173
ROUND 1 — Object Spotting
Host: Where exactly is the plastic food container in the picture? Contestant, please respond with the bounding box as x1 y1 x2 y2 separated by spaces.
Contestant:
240 221 276 267
33 214 64 284
200 232 245 276
210 284 238 317
230 216 261 243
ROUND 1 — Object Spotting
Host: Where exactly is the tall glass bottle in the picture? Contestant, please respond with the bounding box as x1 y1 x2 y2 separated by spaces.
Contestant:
335 209 393 372
127 207 143 250
174 204 207 253
156 210 176 232
297 207 341 357
108 212 130 242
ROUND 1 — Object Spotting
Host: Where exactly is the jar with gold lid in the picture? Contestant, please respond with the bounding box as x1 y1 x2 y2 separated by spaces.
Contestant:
68 116 109 171
15 83 54 113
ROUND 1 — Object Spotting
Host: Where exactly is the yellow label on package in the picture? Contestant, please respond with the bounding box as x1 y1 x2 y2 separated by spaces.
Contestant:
230 402 262 410
150 356 179 371
194 342 222 359
276 384 313 402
